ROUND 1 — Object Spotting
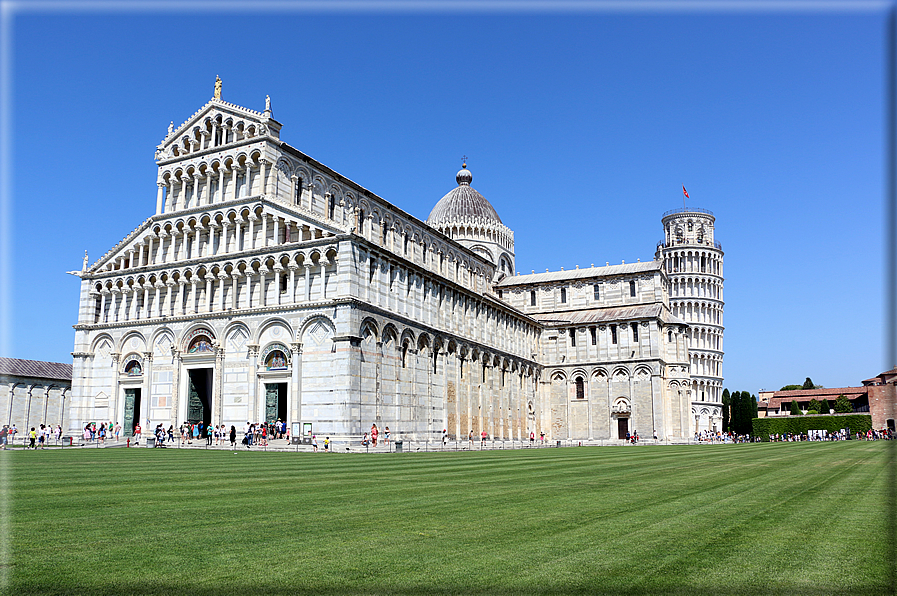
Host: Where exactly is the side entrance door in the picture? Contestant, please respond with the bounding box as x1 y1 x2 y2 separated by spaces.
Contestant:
617 417 629 440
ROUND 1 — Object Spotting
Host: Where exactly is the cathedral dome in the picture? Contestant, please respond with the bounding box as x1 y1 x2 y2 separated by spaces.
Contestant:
426 165 503 226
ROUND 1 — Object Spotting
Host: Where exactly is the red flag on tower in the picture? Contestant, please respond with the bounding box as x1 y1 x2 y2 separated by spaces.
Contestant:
682 185 689 200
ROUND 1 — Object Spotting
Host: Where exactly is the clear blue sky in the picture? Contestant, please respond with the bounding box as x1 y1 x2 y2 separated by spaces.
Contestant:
1 2 891 395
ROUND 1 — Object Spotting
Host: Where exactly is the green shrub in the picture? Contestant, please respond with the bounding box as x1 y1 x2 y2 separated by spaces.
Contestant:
834 395 852 413
752 414 872 441
806 410 819 416
790 401 801 416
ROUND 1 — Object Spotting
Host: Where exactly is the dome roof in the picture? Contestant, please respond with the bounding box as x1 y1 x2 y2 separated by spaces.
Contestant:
426 165 503 226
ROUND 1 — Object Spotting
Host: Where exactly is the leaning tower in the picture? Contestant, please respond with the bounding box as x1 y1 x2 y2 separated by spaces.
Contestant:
656 207 725 433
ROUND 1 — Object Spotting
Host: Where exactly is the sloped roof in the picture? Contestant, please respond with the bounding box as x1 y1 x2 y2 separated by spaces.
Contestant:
0 357 72 381
765 387 867 411
531 303 682 326
863 367 897 384
497 261 660 286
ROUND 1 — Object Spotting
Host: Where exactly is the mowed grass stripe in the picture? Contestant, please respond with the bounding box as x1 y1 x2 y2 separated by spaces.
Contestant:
8 441 890 595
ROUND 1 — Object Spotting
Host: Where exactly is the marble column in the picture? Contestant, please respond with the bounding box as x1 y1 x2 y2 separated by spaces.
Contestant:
165 281 175 317
291 342 302 429
247 344 259 423
261 213 268 248
217 167 225 204
258 267 268 307
273 266 283 305
288 265 297 304
205 274 214 313
247 215 256 250
304 264 311 301
100 290 109 323
319 260 329 301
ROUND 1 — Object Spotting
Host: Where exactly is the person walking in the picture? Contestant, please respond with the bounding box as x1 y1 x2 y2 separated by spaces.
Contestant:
371 424 378 447
312 435 318 452
229 425 237 448
28 427 37 449
324 436 330 452
481 430 487 449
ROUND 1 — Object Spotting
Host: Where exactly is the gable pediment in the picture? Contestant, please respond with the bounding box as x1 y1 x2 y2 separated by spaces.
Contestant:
84 196 342 278
156 98 281 162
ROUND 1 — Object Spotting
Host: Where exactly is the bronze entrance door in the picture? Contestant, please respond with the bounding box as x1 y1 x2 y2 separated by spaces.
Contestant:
187 379 203 425
617 417 629 440
187 368 213 426
123 388 140 436
265 383 287 424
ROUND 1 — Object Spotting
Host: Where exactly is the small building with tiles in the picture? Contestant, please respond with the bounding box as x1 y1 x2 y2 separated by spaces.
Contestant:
1 357 72 433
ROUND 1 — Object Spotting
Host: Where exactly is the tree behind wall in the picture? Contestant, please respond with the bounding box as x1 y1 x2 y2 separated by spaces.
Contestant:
834 394 853 413
722 388 731 432
730 391 755 435
820 399 831 414
802 377 816 390
790 400 802 416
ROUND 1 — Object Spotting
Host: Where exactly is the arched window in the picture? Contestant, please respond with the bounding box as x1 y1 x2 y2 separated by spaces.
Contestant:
575 377 584 399
630 280 636 297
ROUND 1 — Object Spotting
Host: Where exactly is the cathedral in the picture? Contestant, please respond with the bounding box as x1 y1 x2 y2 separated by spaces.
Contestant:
68 84 724 443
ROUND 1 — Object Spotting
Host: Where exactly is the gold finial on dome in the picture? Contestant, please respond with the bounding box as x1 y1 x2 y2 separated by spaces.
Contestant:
461 155 467 168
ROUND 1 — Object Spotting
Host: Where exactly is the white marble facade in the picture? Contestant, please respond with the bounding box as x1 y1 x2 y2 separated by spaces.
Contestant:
69 92 722 443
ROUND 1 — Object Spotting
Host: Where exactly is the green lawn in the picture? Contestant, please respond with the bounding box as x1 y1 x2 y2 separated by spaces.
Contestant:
4 441 893 595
